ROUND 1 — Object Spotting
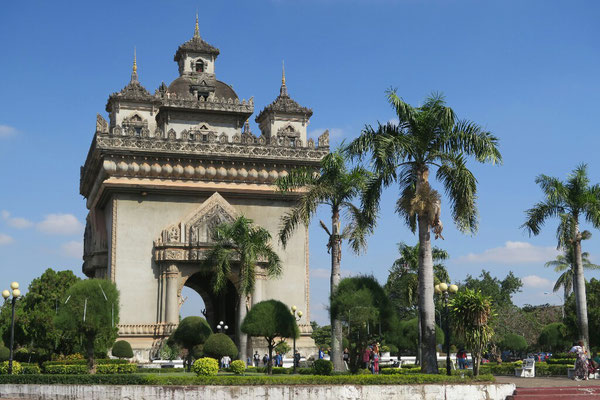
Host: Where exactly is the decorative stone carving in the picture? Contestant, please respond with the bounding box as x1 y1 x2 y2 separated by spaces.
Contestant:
96 114 109 134
318 130 329 147
168 129 176 140
112 125 122 136
219 133 227 143
181 129 189 141
141 127 150 137
307 138 315 148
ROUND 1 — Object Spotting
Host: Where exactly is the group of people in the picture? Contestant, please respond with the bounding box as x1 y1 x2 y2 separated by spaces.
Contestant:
569 340 600 381
362 343 381 374
251 350 302 368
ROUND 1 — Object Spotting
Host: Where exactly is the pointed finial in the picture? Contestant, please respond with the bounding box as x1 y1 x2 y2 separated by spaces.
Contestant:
280 60 288 97
130 47 139 83
133 47 137 73
194 12 200 38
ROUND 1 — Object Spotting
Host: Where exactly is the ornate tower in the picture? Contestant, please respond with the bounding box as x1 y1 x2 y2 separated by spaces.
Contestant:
80 19 328 361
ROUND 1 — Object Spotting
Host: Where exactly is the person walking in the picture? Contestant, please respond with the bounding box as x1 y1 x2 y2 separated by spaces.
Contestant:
457 349 467 370
253 351 260 367
373 343 380 374
362 346 371 370
570 341 589 381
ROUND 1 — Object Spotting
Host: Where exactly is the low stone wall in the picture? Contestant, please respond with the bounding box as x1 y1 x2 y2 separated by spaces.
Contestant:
0 383 515 400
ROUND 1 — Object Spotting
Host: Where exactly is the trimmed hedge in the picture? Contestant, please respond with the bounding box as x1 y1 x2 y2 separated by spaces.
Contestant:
479 361 572 376
230 360 246 375
22 364 41 374
135 368 186 374
547 358 576 365
96 364 137 374
0 373 495 385
44 365 88 375
0 361 22 374
112 341 134 359
192 358 219 376
313 359 333 376
42 359 129 367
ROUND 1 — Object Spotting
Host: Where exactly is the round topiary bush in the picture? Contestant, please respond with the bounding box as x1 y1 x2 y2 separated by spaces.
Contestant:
230 359 246 375
0 346 9 362
202 333 238 360
312 359 333 375
112 340 134 359
0 360 22 375
192 357 219 376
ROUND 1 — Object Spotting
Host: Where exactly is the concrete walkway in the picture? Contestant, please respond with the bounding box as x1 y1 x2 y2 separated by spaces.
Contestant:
495 375 600 388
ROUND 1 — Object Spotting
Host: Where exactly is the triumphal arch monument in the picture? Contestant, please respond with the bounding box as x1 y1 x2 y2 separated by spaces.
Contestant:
79 19 328 360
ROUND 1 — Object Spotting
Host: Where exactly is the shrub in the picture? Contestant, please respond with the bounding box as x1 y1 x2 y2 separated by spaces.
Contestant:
274 341 291 356
202 333 238 360
22 364 41 374
43 364 88 374
96 364 137 374
498 333 527 353
171 317 212 371
230 360 246 375
192 357 219 376
0 346 9 361
0 361 22 375
0 373 495 385
313 359 333 376
112 341 134 359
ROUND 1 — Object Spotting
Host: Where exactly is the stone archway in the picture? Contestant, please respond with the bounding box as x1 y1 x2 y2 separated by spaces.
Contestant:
181 272 238 340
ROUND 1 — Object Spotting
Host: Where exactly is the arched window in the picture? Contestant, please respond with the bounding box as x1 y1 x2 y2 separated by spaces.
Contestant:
195 60 204 73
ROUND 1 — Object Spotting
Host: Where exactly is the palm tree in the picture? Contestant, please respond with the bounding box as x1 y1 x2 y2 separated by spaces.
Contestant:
522 164 600 346
545 249 599 302
385 242 449 364
277 148 374 372
204 215 282 364
347 90 501 373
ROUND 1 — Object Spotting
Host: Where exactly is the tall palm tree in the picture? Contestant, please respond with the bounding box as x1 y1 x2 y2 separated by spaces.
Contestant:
204 215 282 364
277 148 374 372
385 242 449 364
347 90 501 373
545 249 599 301
522 164 600 346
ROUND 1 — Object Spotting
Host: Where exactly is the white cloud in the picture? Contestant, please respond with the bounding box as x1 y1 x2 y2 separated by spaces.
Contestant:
0 125 18 138
0 233 14 245
37 214 83 235
457 241 559 265
61 241 83 258
522 275 552 289
1 210 33 229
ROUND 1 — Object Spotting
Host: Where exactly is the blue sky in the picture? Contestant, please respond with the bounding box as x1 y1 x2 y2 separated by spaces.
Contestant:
1 0 599 325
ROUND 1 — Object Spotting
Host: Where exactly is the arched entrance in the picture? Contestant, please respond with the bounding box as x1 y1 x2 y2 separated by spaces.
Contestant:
182 271 238 339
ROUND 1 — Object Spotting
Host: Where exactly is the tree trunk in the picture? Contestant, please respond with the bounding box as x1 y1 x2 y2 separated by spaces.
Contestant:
416 167 439 374
267 340 274 375
238 292 248 365
573 225 590 346
330 207 344 372
86 333 96 374
418 214 439 374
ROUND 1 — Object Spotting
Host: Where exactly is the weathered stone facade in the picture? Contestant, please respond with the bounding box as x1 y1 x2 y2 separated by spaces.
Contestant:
80 19 327 361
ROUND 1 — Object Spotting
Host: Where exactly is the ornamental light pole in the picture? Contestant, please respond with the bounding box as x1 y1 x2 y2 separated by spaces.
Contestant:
2 282 21 375
216 321 228 333
435 282 458 376
291 305 302 374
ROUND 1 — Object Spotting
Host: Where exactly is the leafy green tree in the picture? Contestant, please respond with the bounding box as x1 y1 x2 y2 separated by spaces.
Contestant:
205 215 282 365
111 340 133 359
277 149 374 372
498 333 527 355
394 317 444 354
385 242 449 322
203 333 238 360
241 300 298 374
564 278 600 348
0 345 8 361
450 289 494 376
330 276 394 372
538 322 572 352
0 269 81 358
273 340 291 356
463 270 522 309
54 279 119 372
171 316 212 371
310 323 332 350
493 304 562 349
545 249 599 303
523 164 600 346
347 91 501 373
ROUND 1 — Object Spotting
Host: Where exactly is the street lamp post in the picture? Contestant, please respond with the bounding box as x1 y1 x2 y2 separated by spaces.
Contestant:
543 292 565 319
216 321 228 333
2 282 21 375
291 305 303 374
435 282 458 376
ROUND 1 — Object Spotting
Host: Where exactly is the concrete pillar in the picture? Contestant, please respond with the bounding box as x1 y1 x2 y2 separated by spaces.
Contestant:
165 264 179 324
